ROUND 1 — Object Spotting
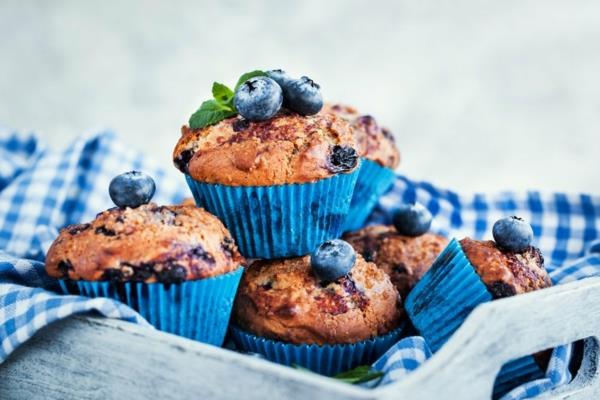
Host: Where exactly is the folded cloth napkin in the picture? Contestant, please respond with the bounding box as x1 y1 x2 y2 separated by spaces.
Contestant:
1 128 599 400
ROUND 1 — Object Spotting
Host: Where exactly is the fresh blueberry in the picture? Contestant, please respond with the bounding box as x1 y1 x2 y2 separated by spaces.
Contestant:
108 171 155 208
266 69 293 90
233 76 283 121
311 239 356 281
393 203 433 237
492 216 533 252
284 76 323 116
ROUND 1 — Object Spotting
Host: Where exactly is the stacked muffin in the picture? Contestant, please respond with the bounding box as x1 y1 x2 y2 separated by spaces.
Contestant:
169 69 407 374
405 216 553 396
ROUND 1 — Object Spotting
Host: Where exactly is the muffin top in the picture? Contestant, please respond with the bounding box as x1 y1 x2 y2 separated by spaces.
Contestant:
343 225 448 298
460 238 552 298
233 254 401 345
173 110 359 186
45 203 244 283
325 104 400 169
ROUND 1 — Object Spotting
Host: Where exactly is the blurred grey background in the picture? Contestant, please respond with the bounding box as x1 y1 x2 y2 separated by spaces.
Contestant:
1 0 599 193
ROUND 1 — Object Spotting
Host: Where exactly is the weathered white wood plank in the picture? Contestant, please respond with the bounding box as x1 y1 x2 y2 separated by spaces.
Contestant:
1 277 600 400
375 277 600 399
0 316 372 400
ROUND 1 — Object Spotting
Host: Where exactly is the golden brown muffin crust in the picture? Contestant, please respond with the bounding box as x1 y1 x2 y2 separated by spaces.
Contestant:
45 203 244 282
173 111 359 186
233 254 401 345
325 104 400 169
460 238 552 298
343 225 448 298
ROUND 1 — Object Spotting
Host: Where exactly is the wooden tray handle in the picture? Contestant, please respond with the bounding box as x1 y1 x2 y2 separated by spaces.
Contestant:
376 277 600 399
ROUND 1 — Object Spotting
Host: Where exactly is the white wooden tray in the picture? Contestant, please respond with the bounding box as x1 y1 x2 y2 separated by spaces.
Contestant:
1 277 599 400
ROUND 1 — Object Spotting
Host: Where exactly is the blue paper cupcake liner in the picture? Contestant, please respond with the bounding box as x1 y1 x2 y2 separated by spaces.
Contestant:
343 159 396 232
58 267 243 346
405 238 492 352
231 325 404 376
185 170 359 259
405 239 545 393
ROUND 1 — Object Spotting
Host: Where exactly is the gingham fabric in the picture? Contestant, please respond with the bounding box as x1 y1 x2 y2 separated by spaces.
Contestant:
1 129 599 400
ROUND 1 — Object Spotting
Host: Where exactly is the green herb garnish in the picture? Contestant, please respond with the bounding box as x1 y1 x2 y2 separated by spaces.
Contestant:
188 70 267 129
292 364 383 385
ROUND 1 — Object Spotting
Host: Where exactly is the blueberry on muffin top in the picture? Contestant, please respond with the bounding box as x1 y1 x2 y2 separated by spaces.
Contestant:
45 203 244 283
459 238 551 298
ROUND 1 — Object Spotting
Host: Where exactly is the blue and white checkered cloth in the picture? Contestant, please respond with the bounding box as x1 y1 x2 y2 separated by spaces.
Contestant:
1 128 599 399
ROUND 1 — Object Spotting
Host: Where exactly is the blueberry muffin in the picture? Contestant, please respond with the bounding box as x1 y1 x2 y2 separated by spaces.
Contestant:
46 188 245 346
343 225 448 298
175 106 361 259
233 253 401 345
325 104 400 231
46 203 243 282
405 217 552 396
231 239 403 375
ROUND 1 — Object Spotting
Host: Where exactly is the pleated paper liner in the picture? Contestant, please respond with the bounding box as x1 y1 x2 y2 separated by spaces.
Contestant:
405 238 493 352
58 267 243 346
231 324 404 376
342 159 396 232
405 239 545 394
185 169 359 259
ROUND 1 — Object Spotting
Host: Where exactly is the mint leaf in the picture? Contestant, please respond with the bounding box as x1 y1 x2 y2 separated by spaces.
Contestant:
291 364 383 385
212 82 234 105
235 70 267 89
189 100 236 129
333 365 384 384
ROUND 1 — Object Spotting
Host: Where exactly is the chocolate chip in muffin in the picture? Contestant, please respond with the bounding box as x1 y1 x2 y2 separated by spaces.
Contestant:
328 145 358 173
95 226 117 237
68 223 91 235
174 148 195 173
488 280 517 299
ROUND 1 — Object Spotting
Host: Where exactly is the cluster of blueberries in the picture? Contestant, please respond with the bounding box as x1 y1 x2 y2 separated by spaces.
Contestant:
234 69 323 121
109 172 533 281
311 205 533 281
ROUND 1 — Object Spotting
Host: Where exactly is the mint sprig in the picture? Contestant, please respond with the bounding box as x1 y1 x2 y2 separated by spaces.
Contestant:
189 100 236 129
292 364 383 385
188 70 268 130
